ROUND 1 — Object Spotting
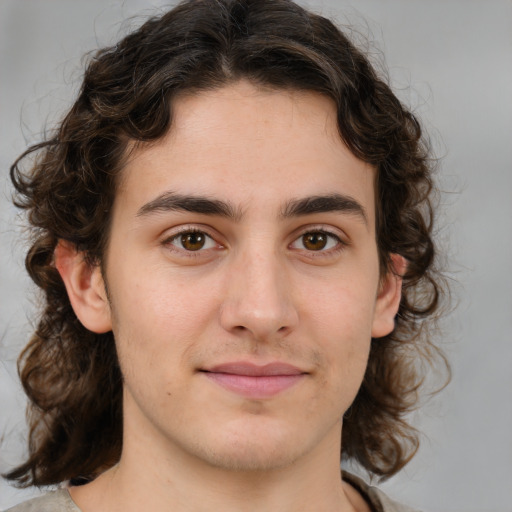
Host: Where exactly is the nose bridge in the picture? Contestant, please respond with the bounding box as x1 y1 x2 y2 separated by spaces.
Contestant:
220 236 298 339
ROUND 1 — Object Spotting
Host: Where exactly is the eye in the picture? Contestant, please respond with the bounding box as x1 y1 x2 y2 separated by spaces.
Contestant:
290 230 342 252
168 230 217 252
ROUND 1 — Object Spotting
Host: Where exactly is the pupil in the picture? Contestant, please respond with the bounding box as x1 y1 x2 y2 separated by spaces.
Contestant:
304 232 327 250
182 232 205 250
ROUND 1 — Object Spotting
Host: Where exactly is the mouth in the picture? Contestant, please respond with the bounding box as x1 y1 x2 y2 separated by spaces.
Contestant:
199 362 307 399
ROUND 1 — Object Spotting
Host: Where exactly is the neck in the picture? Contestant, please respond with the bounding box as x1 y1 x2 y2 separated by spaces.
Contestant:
69 434 364 512
69 396 365 512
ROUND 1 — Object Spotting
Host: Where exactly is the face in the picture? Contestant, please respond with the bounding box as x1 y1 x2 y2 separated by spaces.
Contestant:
85 81 400 473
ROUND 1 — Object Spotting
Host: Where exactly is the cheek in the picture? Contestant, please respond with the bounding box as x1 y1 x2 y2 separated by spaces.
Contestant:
306 275 378 337
111 259 218 329
303 277 376 386
108 266 222 377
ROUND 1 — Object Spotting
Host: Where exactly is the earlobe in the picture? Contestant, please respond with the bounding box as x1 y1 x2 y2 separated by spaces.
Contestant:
371 254 407 339
54 240 112 334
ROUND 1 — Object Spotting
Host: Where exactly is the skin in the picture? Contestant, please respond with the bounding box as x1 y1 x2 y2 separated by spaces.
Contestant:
56 80 403 512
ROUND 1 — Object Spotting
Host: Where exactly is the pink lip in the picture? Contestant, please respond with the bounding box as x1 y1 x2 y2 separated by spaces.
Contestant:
201 362 306 399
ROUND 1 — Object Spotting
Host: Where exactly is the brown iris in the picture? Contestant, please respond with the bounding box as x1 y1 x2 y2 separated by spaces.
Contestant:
302 232 328 251
180 232 206 251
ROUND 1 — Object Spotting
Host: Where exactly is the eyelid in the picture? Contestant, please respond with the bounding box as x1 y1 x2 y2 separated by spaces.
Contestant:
160 223 348 259
292 224 349 242
161 225 225 255
288 225 349 254
162 224 221 241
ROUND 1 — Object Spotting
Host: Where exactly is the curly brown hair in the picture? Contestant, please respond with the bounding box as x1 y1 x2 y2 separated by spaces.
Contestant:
5 0 448 487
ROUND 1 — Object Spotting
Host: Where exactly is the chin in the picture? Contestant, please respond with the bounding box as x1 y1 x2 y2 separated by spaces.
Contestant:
199 441 300 473
186 419 313 473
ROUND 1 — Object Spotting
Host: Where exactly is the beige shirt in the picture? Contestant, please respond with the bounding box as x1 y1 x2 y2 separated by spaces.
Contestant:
6 473 419 512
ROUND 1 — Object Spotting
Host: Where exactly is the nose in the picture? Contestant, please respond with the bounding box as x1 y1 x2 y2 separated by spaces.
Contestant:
219 247 299 342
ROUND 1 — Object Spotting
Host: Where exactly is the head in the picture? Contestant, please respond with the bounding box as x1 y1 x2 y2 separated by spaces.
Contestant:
7 0 446 487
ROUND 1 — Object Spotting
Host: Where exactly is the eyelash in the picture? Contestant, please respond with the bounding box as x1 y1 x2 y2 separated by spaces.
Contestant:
289 229 347 257
163 227 220 257
162 226 347 258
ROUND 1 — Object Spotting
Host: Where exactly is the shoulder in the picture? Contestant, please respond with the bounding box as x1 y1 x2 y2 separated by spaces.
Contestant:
368 487 421 512
343 471 421 512
5 489 81 512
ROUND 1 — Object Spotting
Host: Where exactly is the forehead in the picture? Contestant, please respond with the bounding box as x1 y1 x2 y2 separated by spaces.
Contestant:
116 81 376 224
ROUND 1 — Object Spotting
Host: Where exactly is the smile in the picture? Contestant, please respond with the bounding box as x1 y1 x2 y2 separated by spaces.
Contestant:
200 362 307 399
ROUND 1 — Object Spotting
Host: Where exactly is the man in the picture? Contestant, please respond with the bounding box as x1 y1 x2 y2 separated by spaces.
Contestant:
4 0 447 510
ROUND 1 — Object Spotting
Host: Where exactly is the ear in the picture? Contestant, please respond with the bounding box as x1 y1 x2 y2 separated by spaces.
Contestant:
371 254 407 339
54 240 112 333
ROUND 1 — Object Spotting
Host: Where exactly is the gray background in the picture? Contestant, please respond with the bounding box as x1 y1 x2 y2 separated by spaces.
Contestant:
1 0 511 510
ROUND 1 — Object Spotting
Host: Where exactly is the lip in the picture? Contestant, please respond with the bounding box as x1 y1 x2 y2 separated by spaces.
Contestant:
200 362 306 399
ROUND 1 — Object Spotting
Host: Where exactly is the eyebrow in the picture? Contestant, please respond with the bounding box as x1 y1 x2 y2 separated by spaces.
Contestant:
137 191 367 225
137 191 242 220
280 193 368 225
